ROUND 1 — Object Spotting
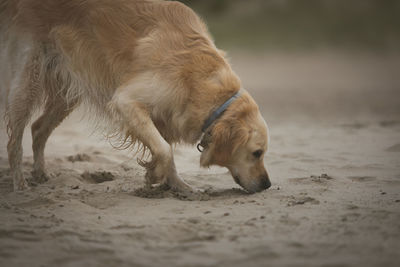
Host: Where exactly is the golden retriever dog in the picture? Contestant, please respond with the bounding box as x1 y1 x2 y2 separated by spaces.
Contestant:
1 0 271 193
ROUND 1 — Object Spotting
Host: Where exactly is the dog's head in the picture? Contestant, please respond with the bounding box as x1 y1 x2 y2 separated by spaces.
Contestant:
200 91 271 193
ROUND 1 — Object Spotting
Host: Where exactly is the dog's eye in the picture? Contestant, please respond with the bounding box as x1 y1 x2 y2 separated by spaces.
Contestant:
252 149 263 159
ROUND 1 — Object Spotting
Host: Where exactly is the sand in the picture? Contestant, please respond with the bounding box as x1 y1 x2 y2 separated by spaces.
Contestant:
0 51 399 267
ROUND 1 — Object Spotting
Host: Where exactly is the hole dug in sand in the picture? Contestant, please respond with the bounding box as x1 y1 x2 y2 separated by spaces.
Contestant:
133 184 211 201
80 171 115 184
133 185 249 201
287 196 320 206
66 153 92 163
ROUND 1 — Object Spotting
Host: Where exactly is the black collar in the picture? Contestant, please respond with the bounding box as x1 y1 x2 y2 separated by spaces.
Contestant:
197 91 241 152
201 91 241 132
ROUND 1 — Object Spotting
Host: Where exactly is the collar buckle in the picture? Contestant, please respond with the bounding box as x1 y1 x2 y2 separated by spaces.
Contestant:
197 143 204 152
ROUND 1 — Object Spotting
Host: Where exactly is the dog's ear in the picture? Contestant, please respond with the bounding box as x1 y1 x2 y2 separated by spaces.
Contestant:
199 123 229 167
210 121 232 166
201 119 250 167
200 145 214 167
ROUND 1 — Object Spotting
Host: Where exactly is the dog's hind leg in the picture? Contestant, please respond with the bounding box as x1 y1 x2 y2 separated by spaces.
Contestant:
111 89 194 193
31 96 77 183
6 83 39 191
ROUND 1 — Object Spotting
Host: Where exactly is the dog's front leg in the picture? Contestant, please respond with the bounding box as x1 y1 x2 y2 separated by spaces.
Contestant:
110 88 194 193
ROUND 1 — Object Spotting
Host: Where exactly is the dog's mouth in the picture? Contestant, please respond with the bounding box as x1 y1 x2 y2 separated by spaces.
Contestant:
233 175 243 187
232 175 271 193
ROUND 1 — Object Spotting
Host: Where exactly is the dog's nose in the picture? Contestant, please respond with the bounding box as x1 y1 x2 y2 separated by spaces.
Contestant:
248 175 271 193
260 175 271 190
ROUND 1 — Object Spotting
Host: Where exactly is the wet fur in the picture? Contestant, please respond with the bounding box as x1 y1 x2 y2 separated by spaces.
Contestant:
1 0 264 191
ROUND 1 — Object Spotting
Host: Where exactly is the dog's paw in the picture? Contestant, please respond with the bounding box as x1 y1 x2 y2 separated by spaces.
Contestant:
14 177 29 191
30 170 50 186
144 169 166 186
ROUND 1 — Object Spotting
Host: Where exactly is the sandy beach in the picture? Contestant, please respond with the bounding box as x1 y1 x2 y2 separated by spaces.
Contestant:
1 51 399 267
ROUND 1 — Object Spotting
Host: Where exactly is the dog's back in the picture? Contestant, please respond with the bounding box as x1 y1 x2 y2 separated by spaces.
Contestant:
2 0 212 110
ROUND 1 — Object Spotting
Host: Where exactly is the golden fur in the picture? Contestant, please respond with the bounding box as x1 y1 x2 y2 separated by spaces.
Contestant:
1 0 271 193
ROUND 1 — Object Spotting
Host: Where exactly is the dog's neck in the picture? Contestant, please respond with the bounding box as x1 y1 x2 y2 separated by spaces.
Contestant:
201 91 241 133
197 90 242 152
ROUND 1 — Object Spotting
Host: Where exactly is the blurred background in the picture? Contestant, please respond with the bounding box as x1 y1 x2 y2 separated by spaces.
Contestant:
177 0 400 124
179 0 400 51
